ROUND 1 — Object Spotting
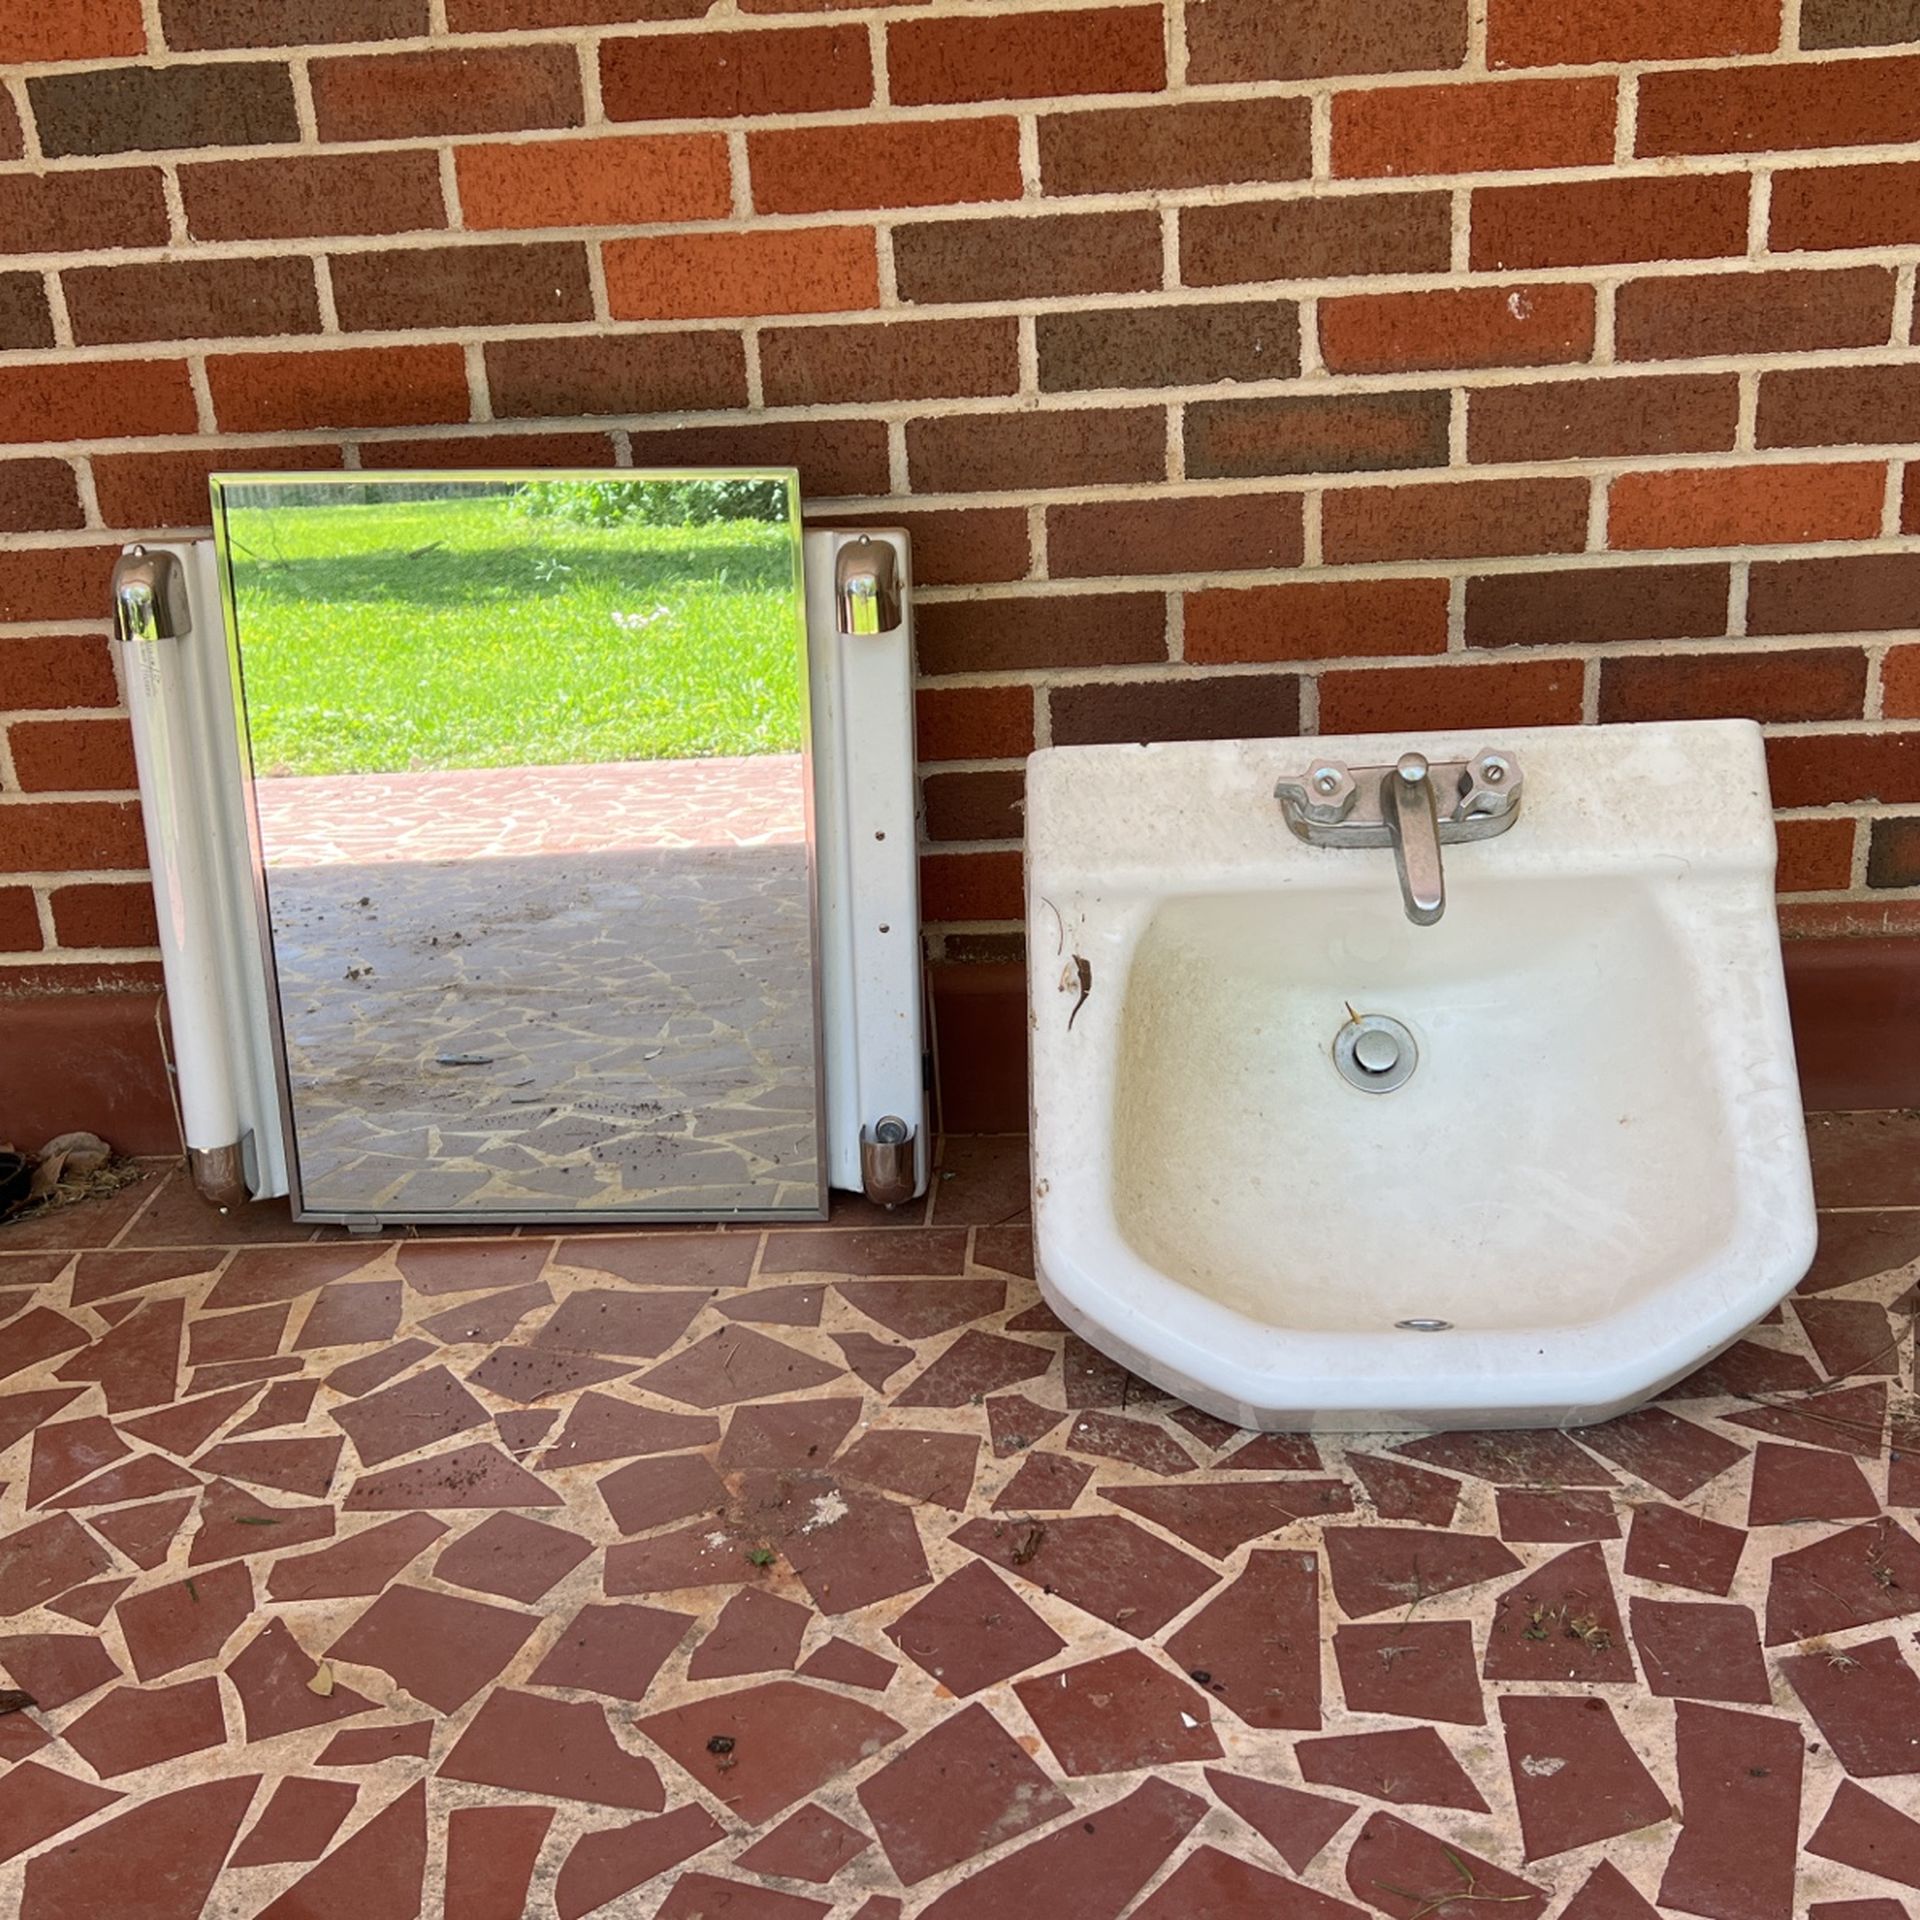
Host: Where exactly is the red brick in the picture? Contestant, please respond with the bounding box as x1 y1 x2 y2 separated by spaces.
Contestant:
1638 55 1920 156
0 460 85 534
889 7 1164 106
1597 647 1867 724
1757 364 1920 449
1323 476 1590 562
1051 670 1300 746
64 256 320 346
0 800 147 872
1038 98 1310 195
181 150 445 242
924 767 1025 842
9 718 139 793
0 272 52 350
894 210 1160 303
0 544 123 623
206 345 471 432
1867 817 1920 889
0 637 119 711
807 508 1028 586
1608 462 1884 549
1335 77 1614 177
915 593 1167 676
1801 0 1920 47
1488 0 1780 65
760 318 1018 405
1772 162 1920 252
1187 0 1468 81
329 241 592 332
1466 563 1730 648
161 0 423 47
1187 391 1450 478
1320 658 1583 731
1768 731 1920 806
1047 494 1305 579
1615 268 1895 360
1321 284 1592 373
907 409 1165 494
1885 645 1920 717
1775 817 1856 892
0 168 168 254
1467 374 1740 462
1472 174 1749 272
749 119 1021 215
0 92 21 162
915 684 1036 761
1 0 145 62
91 445 342 531
1908 465 1919 536
621 419 888 498
1185 577 1450 662
920 849 1023 921
0 360 196 447
484 333 746 419
311 47 583 142
456 134 730 230
49 882 160 949
601 26 870 120
1747 553 1920 635
1182 193 1451 285
0 887 40 955
604 228 877 320
30 61 297 158
354 431 615 471
1039 302 1299 393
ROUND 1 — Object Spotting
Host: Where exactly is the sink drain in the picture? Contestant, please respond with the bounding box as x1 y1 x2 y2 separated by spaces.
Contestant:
1334 1013 1418 1093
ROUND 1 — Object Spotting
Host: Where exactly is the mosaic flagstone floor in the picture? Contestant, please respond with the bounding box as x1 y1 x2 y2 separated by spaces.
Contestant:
0 1115 1917 1919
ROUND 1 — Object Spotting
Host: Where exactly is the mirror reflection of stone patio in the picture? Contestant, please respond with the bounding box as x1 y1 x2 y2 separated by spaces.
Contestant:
252 758 818 1217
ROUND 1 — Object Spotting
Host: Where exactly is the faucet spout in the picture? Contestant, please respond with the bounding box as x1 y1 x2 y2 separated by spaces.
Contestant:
1382 752 1445 925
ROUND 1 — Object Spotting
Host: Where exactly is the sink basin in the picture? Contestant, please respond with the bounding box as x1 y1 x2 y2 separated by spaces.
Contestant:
1025 719 1816 1430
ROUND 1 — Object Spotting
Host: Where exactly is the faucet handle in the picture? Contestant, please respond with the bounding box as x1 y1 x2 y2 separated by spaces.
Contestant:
1277 759 1357 825
1453 747 1523 823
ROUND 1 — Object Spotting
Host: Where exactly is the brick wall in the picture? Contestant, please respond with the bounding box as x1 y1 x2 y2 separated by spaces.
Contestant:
2 0 1919 1002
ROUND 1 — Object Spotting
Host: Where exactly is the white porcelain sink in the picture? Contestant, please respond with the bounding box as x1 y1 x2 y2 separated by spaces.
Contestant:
1025 720 1816 1431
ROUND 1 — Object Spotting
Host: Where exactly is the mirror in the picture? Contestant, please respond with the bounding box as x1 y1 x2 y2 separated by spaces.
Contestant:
210 470 823 1225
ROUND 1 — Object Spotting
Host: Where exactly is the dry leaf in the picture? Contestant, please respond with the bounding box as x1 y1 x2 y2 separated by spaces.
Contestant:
306 1663 335 1698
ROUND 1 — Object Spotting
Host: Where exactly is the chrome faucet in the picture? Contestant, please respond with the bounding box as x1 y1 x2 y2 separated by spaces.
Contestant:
1274 746 1525 927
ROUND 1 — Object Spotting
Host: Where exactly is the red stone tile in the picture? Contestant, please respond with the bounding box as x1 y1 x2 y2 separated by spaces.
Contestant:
1205 1769 1355 1873
116 1560 252 1681
0 1386 87 1457
831 1332 915 1386
0 1513 113 1612
735 1803 871 1882
605 1521 764 1594
444 1804 555 1920
1667 1339 1822 1399
417 1281 552 1344
1781 1633 1920 1776
835 1276 1007 1337
0 1714 52 1765
1765 1518 1920 1643
687 1587 812 1679
528 1600 695 1699
1561 1861 1664 1920
1333 1620 1485 1724
315 1721 433 1764
929 1133 1030 1226
327 1583 540 1711
535 1288 709 1357
1803 1212 1920 1292
993 1450 1093 1510
552 1804 726 1920
748 1473 932 1615
1658 1701 1804 1920
721 1284 825 1327
1574 1405 1748 1498
90 1492 197 1569
657 1877 828 1920
636 1326 844 1406
1629 1596 1771 1705
1749 1438 1881 1523
1810 1112 1920 1208
230 1776 359 1867
985 1393 1066 1457
1498 1694 1671 1862
795 1637 895 1690
53 1299 181 1410
326 1340 433 1396
190 1356 305 1395
496 1407 558 1454
227 1616 378 1741
47 1575 133 1626
1795 1295 1901 1377
718 1397 863 1468
344 1440 564 1509
187 1301 289 1365
44 1452 199 1508
1106 1477 1354 1555
433 1510 593 1601
1624 1500 1748 1595
440 1688 665 1808
893 1329 1052 1405
1017 1647 1222 1774
1062 1335 1156 1408
229 1379 321 1435
597 1450 728 1533
202 1245 381 1311
1483 1543 1636 1683
292 1277 402 1350
63 1677 227 1777
1133 1844 1358 1919
640 1678 903 1825
1297 1725 1487 1811
765 1228 968 1277
839 1428 980 1509
1324 1525 1521 1618
394 1241 549 1294
0 1632 119 1709
192 1434 340 1500
188 1478 336 1567
955 1512 1216 1635
1008 1302 1068 1335
0 1761 121 1867
466 1345 634 1402
1728 1381 1888 1457
19 1772 258 1920
27 1415 129 1504
1496 1486 1623 1542
1217 1430 1323 1471
1167 1405 1241 1452
1806 1906 1908 1920
0 1308 91 1381
858 1699 1071 1884
1344 1813 1548 1920
1064 1411 1197 1476
541 1390 721 1467
1165 1547 1320 1731
67 1247 217 1308
1807 1780 1920 1892
1394 1429 1617 1485
330 1364 491 1466
552 1233 753 1289
255 1781 427 1920
914 1776 1204 1920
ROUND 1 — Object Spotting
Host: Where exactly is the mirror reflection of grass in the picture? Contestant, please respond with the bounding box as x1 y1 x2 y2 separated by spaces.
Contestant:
227 493 803 777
